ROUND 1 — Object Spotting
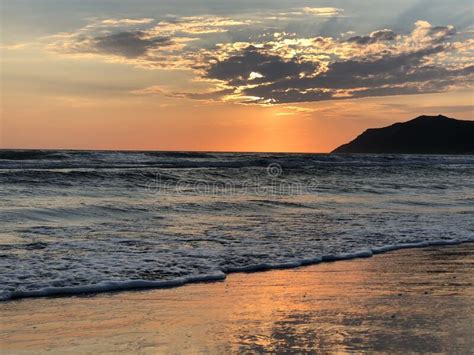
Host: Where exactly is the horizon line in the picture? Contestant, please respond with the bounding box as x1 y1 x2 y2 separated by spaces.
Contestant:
0 147 332 155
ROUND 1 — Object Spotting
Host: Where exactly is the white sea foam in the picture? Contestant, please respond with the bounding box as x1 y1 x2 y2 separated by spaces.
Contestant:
1 239 473 301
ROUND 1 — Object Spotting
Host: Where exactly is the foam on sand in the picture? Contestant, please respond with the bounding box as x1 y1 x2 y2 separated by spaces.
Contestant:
2 238 473 301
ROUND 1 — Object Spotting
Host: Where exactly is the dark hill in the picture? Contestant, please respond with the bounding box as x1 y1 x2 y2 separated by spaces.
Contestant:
332 115 474 154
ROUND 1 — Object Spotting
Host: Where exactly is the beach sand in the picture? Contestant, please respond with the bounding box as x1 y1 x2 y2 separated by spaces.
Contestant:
1 243 473 353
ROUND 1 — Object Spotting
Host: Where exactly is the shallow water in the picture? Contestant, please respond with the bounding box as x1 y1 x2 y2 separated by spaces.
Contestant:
0 150 473 300
1 245 473 353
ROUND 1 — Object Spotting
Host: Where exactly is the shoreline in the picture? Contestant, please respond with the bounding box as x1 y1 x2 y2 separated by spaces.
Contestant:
2 238 473 302
1 243 473 353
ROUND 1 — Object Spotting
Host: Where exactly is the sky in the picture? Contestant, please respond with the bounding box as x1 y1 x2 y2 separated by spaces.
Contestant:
1 0 473 152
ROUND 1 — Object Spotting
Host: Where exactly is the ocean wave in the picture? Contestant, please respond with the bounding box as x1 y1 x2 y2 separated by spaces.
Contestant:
2 150 474 170
0 150 69 161
0 169 181 187
144 151 217 159
248 199 310 208
1 238 472 302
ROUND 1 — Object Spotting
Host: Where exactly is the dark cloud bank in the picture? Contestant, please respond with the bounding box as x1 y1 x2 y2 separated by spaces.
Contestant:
203 42 473 103
69 22 473 104
91 31 172 58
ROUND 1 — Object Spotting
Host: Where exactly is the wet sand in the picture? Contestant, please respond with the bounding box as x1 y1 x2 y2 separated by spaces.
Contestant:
1 244 473 353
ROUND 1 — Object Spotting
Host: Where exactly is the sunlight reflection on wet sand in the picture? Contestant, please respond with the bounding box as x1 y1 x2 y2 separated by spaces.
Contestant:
1 244 473 353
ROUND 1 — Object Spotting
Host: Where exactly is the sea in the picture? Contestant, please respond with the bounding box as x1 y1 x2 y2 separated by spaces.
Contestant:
1 150 473 301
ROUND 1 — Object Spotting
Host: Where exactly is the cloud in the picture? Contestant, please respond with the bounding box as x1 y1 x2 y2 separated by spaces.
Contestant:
384 103 474 114
90 31 172 58
131 85 234 101
412 20 456 43
294 46 448 90
195 22 474 104
204 45 319 86
46 15 254 68
235 49 472 103
99 18 154 26
0 42 29 50
347 29 396 45
301 7 345 17
148 16 251 36
47 17 474 104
